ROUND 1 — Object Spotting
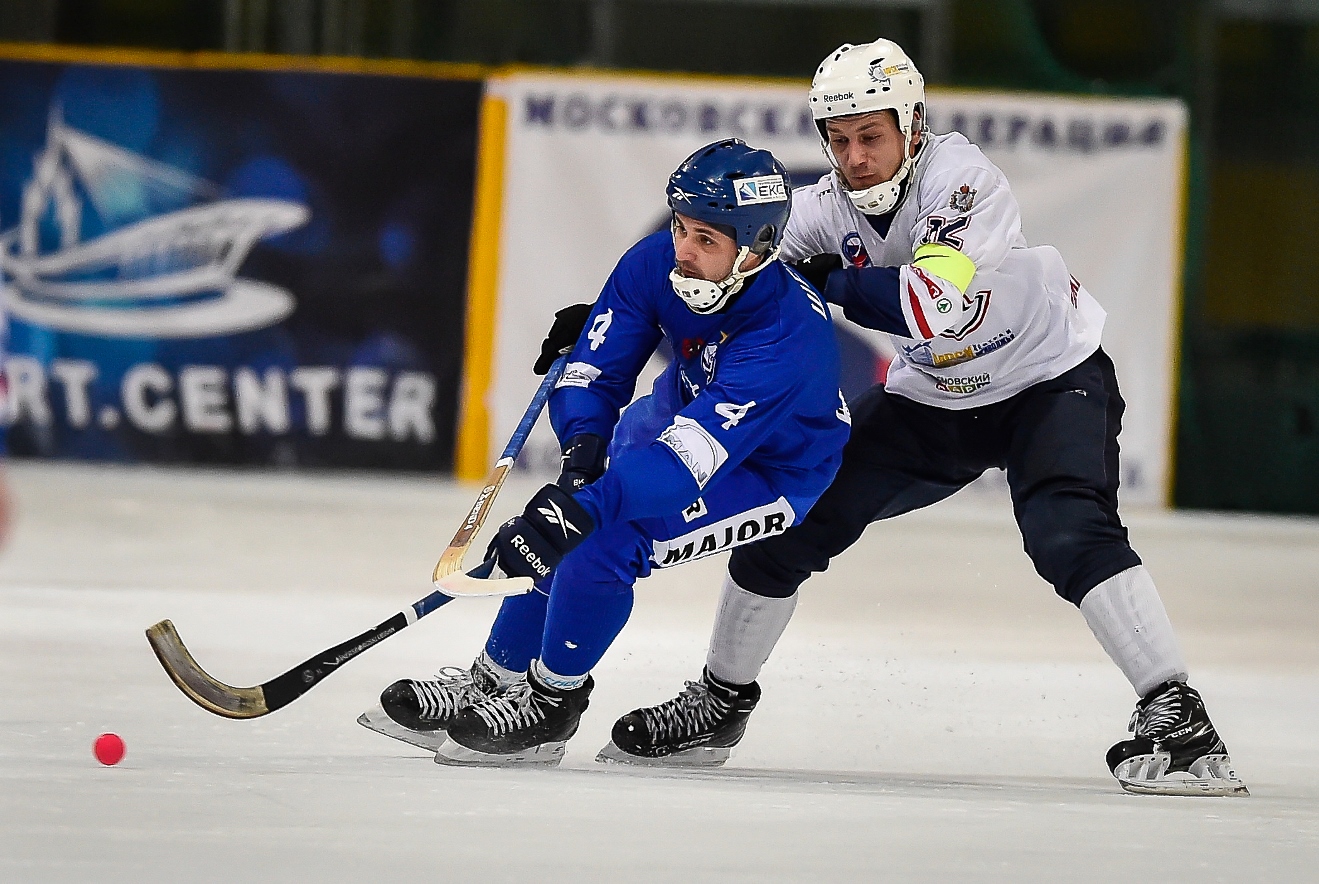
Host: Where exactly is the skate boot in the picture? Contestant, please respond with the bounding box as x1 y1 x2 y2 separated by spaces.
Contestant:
437 665 593 767
596 667 760 768
1106 680 1248 797
357 655 508 752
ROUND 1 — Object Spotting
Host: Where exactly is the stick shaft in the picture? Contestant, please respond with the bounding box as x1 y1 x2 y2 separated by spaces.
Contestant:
431 355 566 582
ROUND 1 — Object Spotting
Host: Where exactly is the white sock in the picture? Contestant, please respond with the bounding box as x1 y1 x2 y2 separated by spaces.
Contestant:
531 658 587 691
706 571 798 686
1080 565 1188 697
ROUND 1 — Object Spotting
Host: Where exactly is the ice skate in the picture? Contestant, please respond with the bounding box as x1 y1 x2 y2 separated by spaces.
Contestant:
436 667 593 768
596 667 760 768
358 657 505 751
1107 680 1248 797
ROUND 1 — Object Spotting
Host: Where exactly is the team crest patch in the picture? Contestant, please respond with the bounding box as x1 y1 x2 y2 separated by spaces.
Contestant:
842 232 871 268
948 184 977 213
734 175 787 206
700 342 718 382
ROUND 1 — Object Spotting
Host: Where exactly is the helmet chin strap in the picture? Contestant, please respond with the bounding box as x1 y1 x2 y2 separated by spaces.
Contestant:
825 125 923 216
669 245 780 314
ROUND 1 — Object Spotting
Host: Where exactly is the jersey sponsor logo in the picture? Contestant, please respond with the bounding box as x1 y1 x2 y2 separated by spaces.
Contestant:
903 328 1014 369
555 361 602 389
734 175 787 206
948 184 977 213
652 497 797 567
714 399 756 430
658 415 728 488
681 497 708 522
841 231 872 268
934 373 991 395
587 309 613 350
940 289 992 341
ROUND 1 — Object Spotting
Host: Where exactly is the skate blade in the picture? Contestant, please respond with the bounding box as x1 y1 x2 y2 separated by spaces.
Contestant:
1114 752 1249 797
356 705 448 752
595 740 732 768
434 737 566 768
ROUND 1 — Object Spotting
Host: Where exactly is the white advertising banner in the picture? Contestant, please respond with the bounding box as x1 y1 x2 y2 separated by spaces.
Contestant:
485 71 1186 506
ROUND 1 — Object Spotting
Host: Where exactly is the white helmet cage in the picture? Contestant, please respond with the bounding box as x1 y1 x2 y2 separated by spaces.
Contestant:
808 39 927 215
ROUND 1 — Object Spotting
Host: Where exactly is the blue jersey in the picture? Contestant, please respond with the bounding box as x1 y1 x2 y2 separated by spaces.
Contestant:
550 230 850 530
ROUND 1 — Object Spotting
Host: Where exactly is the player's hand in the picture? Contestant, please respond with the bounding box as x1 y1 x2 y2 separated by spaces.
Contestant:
556 433 607 492
790 253 843 295
488 483 595 581
534 303 594 375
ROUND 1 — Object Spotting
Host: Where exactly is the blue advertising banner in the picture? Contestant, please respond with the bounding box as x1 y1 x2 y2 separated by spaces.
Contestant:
0 52 483 470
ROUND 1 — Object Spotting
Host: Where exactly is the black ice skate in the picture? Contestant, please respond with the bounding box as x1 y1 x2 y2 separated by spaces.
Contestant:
1106 680 1248 797
436 667 593 767
596 668 761 768
357 659 503 752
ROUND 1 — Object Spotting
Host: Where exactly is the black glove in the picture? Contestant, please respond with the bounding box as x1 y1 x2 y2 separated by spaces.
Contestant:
534 303 595 375
790 253 843 295
488 483 595 582
556 433 608 492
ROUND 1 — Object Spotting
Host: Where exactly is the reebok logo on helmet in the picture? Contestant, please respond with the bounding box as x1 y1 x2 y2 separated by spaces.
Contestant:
822 92 854 102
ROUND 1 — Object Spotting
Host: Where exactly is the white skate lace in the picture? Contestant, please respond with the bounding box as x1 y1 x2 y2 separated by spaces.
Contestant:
1130 684 1187 738
639 680 732 741
471 680 562 737
412 666 487 720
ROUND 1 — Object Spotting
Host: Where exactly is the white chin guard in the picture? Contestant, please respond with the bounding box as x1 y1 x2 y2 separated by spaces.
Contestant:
845 159 912 215
669 246 778 314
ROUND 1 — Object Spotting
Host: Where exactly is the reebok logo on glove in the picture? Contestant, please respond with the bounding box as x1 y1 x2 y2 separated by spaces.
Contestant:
491 483 596 583
510 534 553 578
536 500 581 538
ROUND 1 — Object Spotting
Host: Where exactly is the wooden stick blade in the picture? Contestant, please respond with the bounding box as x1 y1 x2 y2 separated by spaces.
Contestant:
145 620 271 719
434 571 535 598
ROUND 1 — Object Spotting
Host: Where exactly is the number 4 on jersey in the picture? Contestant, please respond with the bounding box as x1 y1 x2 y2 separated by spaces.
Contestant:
587 309 613 351
715 400 756 430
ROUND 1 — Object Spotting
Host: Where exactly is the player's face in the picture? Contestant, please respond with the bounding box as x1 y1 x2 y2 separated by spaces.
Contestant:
671 212 740 282
825 111 918 191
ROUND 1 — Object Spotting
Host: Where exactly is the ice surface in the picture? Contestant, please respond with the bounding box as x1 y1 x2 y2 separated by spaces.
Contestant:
1 462 1316 882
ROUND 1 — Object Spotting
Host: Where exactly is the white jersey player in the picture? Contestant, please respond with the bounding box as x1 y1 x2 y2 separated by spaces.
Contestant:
601 38 1248 797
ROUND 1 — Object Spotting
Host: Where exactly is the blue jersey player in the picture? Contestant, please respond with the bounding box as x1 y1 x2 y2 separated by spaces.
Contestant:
361 140 850 766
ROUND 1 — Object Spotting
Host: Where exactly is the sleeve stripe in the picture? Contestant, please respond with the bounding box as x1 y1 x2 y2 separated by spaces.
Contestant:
906 282 934 338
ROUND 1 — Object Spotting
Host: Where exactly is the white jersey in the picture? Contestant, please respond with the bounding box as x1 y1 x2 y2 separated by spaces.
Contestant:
782 131 1105 409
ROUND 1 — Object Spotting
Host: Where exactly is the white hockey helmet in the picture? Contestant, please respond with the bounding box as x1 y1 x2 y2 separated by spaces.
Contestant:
808 39 926 215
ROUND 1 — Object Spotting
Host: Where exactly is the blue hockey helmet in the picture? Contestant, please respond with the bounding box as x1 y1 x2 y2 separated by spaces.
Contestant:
665 139 792 313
